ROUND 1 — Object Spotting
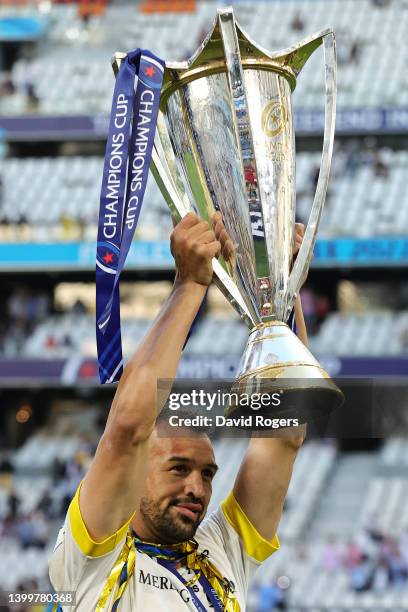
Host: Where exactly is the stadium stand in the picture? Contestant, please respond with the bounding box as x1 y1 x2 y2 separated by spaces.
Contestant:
309 310 408 356
253 441 408 610
380 438 408 467
1 145 407 240
1 0 408 114
1 1 408 608
359 477 408 534
0 413 339 594
1 308 406 359
0 155 172 241
2 425 408 608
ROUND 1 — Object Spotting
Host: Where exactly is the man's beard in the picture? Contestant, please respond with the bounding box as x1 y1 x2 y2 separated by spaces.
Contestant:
140 496 203 544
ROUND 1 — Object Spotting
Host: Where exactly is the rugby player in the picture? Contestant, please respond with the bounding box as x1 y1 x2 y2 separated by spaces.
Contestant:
49 212 307 611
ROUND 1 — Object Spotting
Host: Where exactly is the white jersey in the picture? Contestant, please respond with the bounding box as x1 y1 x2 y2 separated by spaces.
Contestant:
49 484 279 611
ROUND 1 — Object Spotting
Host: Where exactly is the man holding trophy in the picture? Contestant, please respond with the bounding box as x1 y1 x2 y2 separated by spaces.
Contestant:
49 212 306 611
50 6 341 609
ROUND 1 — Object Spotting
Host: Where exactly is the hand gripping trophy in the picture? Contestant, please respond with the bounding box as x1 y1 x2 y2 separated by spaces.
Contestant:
111 7 343 416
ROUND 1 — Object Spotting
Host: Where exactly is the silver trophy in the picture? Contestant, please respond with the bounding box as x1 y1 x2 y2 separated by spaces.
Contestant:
113 7 343 413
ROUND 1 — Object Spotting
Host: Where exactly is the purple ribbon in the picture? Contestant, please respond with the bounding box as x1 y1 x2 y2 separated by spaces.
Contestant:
96 49 164 384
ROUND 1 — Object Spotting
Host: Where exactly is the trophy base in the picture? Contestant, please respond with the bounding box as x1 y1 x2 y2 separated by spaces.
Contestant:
226 321 344 422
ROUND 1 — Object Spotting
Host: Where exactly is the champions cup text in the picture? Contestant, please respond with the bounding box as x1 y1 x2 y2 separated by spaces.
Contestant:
102 88 154 241
103 93 129 240
125 89 154 232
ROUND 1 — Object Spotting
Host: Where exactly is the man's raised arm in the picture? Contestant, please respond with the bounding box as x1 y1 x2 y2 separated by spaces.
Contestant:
79 213 222 543
231 295 307 542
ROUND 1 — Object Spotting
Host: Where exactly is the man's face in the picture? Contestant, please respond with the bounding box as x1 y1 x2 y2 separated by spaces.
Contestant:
138 433 217 544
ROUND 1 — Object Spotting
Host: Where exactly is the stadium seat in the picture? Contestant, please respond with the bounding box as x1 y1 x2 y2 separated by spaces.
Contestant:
0 0 406 115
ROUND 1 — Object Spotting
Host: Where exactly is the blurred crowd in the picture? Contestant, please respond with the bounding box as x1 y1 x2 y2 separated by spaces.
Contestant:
295 137 390 227
249 521 408 611
0 285 334 358
0 442 94 550
321 524 408 593
1 415 408 609
0 288 51 356
289 13 364 68
298 287 330 336
0 287 90 357
335 138 390 180
0 72 39 114
252 577 289 611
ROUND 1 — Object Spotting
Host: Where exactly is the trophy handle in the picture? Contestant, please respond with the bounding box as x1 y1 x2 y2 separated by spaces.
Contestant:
152 113 192 221
284 32 337 321
151 116 256 329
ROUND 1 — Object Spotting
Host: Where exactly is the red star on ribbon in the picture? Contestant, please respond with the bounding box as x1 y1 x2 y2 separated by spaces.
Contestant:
144 66 156 77
103 252 114 264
